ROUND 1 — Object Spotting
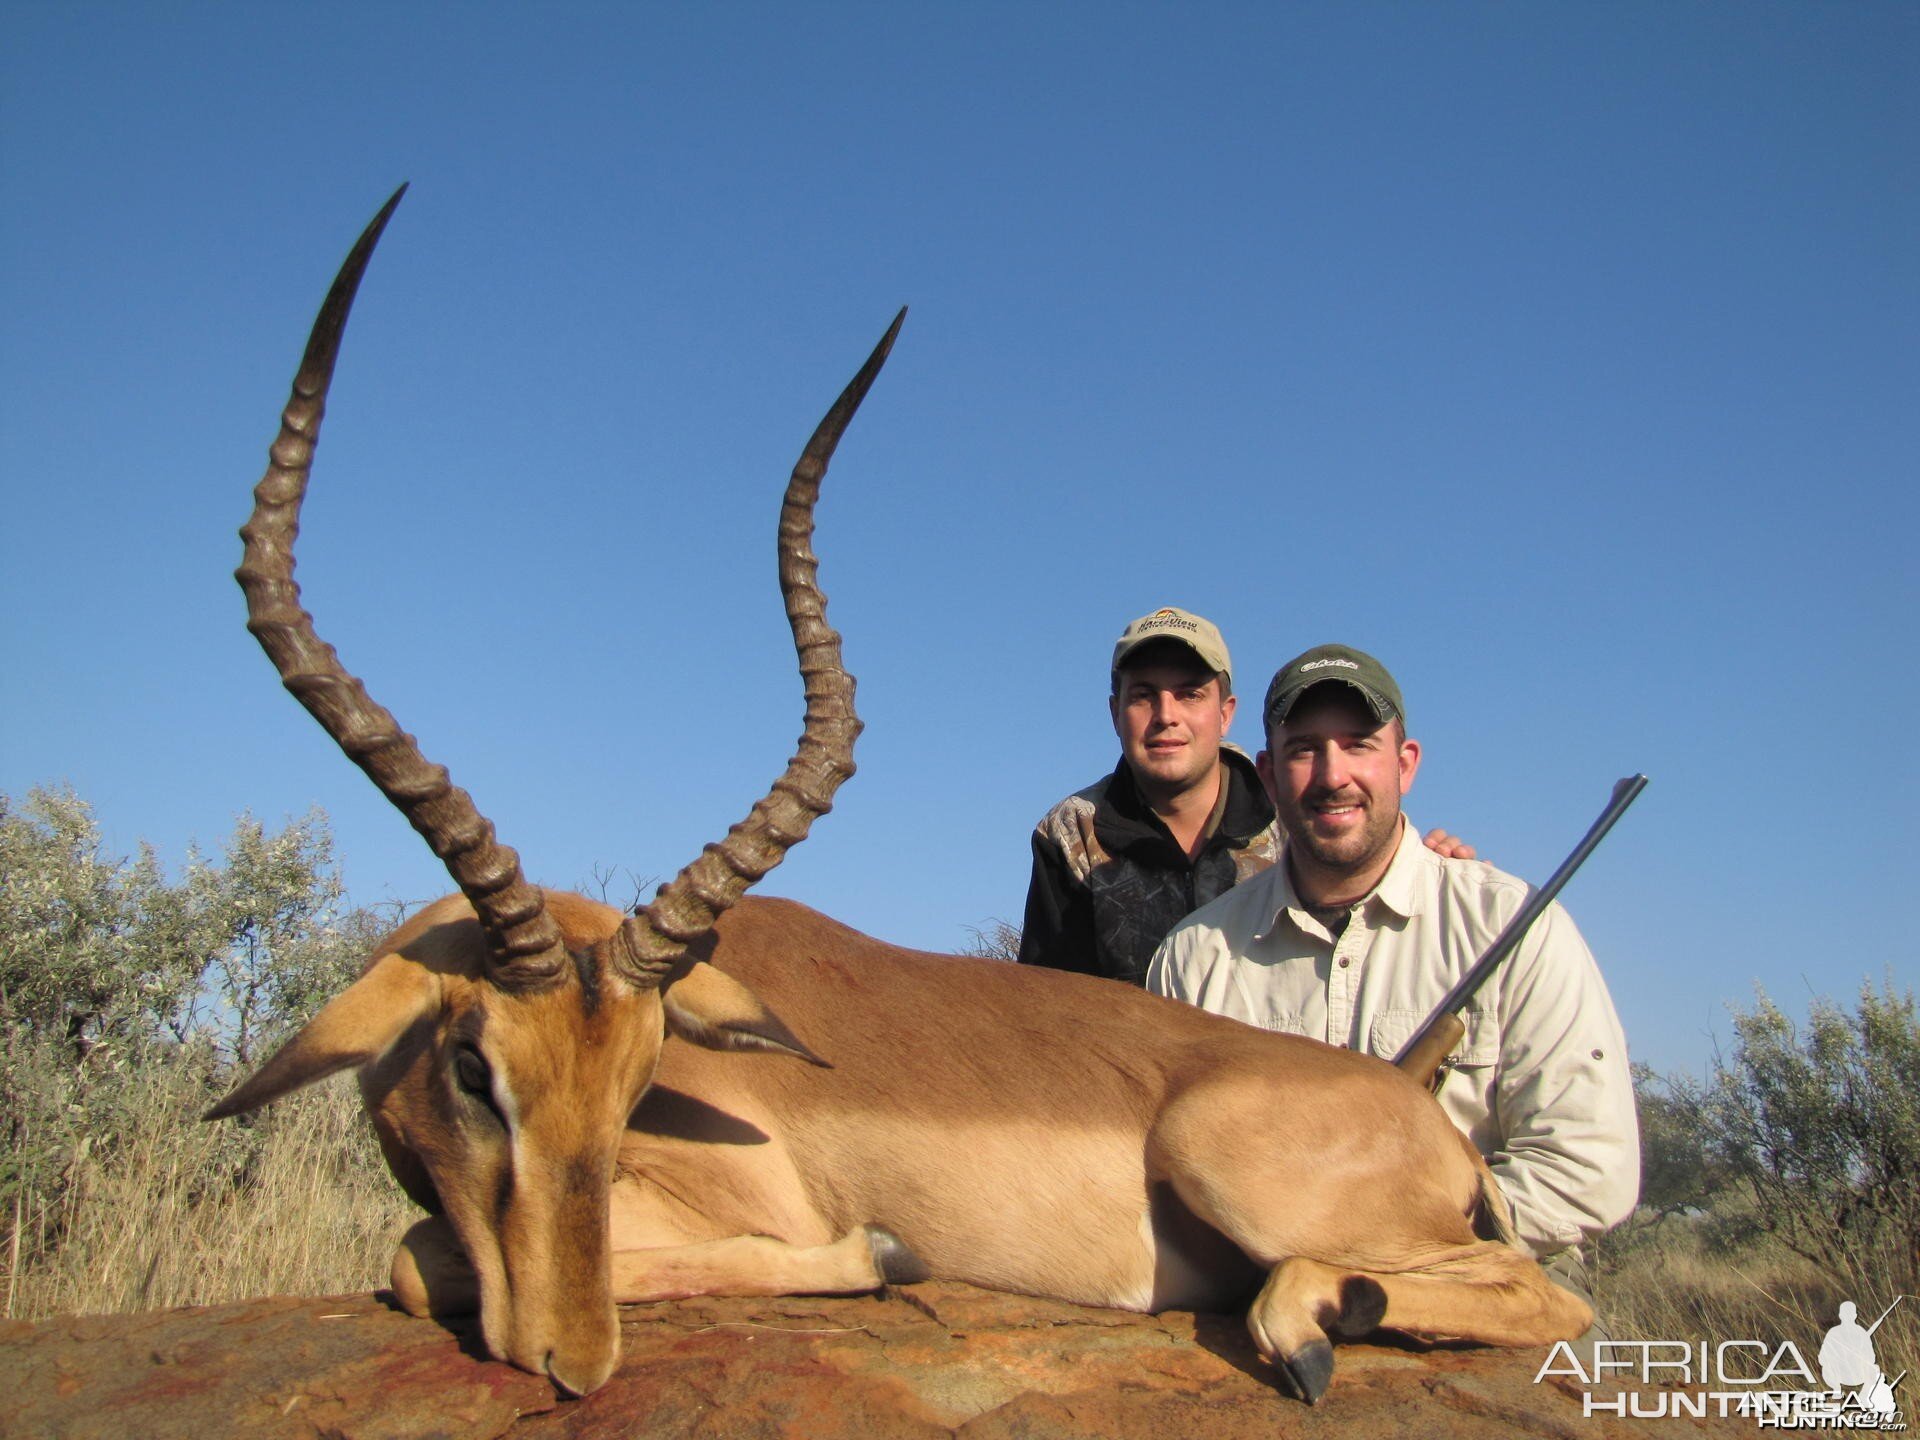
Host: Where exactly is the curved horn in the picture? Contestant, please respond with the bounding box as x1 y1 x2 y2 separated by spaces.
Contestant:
601 309 906 986
235 186 565 986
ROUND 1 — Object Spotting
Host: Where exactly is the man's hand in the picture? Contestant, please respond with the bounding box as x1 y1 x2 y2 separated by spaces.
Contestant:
1422 828 1477 860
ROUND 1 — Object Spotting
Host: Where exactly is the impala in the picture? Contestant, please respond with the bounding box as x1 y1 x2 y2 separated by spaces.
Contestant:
210 188 1590 1404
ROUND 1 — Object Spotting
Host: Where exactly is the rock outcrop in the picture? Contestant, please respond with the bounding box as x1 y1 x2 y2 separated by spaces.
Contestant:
4 1283 1743 1438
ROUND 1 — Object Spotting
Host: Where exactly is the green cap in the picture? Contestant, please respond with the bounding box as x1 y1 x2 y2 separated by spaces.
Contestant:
1111 607 1232 681
1263 644 1404 728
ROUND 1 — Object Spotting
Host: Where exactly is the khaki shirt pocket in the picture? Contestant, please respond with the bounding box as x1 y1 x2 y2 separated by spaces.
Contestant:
1369 1006 1499 1069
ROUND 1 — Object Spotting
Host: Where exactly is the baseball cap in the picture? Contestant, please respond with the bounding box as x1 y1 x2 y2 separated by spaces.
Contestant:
1111 607 1232 680
1263 643 1404 727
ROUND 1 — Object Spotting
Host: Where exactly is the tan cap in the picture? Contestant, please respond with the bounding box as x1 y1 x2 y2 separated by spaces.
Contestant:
1111 607 1232 680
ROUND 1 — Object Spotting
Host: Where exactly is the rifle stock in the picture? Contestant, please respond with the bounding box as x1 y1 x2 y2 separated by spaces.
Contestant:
1398 1011 1466 1093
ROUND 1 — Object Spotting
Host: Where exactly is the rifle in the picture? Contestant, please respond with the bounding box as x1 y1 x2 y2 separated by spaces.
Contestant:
1866 1295 1905 1337
1392 774 1649 1092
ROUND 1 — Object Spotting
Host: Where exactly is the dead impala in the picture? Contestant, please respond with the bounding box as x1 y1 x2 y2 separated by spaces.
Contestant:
209 187 1590 1404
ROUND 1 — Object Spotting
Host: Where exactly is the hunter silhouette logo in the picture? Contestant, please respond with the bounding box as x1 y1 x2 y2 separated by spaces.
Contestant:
1534 1294 1909 1428
1820 1299 1905 1420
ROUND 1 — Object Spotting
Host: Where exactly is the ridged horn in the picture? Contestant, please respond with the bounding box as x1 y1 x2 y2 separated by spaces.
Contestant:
600 309 906 987
235 186 565 986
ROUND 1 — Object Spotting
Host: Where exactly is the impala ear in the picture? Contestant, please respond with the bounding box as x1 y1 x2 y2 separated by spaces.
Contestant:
204 954 439 1120
662 961 827 1066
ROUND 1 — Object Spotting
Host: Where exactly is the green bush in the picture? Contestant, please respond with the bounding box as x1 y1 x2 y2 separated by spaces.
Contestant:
1704 982 1919 1283
1604 981 1918 1397
1 786 406 1318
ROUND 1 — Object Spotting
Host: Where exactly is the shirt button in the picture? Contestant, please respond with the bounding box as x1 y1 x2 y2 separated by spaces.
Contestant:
1338 957 1350 968
1591 1048 1604 1060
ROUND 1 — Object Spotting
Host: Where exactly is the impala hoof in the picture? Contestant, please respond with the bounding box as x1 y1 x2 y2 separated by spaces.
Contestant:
866 1225 932 1285
1278 1338 1334 1405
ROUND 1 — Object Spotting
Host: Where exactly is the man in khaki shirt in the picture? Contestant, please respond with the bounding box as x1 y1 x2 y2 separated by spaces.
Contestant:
1019 608 1477 985
1146 644 1638 1301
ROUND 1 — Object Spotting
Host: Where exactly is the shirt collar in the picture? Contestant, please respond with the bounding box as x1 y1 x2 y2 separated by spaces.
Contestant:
1253 814 1431 941
1372 817 1432 920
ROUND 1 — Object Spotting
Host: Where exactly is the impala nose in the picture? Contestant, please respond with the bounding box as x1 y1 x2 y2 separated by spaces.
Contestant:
547 1347 616 1399
545 1336 618 1405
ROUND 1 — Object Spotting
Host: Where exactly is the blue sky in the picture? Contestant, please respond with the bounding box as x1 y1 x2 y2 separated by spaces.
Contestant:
3 3 1914 1077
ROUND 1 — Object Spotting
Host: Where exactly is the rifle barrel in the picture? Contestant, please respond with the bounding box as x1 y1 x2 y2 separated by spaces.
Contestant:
1866 1295 1905 1336
1390 774 1647 1070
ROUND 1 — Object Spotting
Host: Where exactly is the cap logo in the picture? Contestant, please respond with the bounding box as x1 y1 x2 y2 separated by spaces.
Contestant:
1141 611 1198 634
1299 657 1360 673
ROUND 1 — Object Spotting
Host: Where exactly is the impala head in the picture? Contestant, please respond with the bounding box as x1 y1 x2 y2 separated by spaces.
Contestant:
208 186 901 1396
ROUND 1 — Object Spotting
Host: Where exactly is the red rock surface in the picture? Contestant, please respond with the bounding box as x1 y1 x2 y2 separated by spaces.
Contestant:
3 1282 1748 1439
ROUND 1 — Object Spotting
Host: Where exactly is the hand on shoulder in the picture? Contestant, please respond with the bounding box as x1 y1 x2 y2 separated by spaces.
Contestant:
1421 827 1477 861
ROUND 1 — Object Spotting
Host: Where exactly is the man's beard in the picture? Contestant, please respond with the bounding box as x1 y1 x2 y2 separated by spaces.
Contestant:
1283 789 1402 875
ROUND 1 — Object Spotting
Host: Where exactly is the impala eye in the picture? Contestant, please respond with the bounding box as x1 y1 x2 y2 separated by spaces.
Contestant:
453 1047 491 1098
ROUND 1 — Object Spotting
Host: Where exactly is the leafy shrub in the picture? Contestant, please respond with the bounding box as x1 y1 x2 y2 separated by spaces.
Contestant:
1604 981 1918 1398
1 786 407 1318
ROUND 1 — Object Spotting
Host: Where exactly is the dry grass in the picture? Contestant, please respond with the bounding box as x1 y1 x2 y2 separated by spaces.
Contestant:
6 1069 414 1320
1602 1215 1917 1396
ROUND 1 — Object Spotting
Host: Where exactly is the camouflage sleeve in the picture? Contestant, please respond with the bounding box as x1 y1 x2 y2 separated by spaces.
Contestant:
1017 828 1099 973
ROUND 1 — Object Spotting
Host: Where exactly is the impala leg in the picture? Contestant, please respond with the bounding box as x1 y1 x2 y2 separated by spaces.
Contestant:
610 1223 929 1304
1246 1258 1389 1405
390 1214 479 1318
1349 1243 1593 1346
1246 1242 1590 1402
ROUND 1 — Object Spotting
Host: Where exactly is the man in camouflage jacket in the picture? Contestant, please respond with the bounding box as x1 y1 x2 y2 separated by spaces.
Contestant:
1018 608 1278 985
